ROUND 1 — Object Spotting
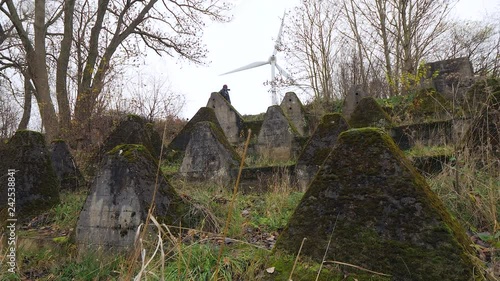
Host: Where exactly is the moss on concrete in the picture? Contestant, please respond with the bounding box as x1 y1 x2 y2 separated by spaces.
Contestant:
0 130 60 222
166 107 223 156
297 113 350 167
206 121 242 164
274 128 477 281
50 139 86 191
349 97 394 128
407 88 454 121
105 144 196 227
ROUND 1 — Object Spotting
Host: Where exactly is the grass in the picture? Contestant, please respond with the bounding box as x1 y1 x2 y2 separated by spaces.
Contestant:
4 157 499 280
404 144 455 158
4 81 500 279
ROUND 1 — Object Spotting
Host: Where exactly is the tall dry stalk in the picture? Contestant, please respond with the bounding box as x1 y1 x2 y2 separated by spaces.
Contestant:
212 129 252 281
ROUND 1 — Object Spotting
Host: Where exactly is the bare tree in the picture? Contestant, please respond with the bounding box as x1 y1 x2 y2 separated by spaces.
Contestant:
285 0 340 102
349 0 454 95
0 0 231 142
127 75 185 122
0 13 33 131
433 20 500 77
0 22 5 45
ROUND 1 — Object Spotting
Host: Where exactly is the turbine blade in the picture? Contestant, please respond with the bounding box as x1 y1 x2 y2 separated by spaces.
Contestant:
275 63 294 82
220 61 269 75
273 11 286 56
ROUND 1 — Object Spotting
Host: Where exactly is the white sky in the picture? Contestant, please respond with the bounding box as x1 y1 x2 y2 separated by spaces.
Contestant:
136 0 499 119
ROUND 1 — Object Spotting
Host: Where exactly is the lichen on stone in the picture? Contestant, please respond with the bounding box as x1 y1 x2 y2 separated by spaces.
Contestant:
274 128 476 281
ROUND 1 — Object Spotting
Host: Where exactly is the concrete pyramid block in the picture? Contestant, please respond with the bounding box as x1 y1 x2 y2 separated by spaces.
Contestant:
257 105 300 162
207 92 244 144
274 128 475 280
295 113 349 191
167 107 223 153
180 121 241 183
76 144 189 252
349 96 393 128
0 131 60 223
342 84 369 119
86 114 164 177
99 114 163 158
426 57 474 100
50 140 86 190
280 92 309 136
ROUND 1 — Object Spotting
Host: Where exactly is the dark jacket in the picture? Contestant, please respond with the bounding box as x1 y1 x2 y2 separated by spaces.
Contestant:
219 88 231 104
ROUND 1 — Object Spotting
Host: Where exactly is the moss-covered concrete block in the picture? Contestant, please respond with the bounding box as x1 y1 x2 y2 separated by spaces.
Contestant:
167 107 224 153
206 92 245 144
86 114 165 177
257 105 300 162
179 121 240 183
0 130 59 222
280 92 310 136
76 144 192 253
349 97 393 128
407 88 454 122
50 140 86 190
295 113 349 191
274 128 476 281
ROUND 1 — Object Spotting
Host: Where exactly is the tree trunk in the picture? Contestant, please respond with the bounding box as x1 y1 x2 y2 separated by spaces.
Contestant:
56 0 75 136
0 23 6 45
17 76 33 130
32 0 59 140
376 0 395 96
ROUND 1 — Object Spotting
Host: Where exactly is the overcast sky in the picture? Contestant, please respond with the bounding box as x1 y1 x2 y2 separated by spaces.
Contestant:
134 0 499 119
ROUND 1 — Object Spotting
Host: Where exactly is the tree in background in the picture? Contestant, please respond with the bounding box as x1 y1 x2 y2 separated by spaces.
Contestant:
0 22 5 45
0 13 34 132
284 0 340 103
433 20 500 77
284 0 458 99
0 0 231 142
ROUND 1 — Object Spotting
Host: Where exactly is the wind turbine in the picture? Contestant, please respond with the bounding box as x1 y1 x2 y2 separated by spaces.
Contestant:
221 12 292 105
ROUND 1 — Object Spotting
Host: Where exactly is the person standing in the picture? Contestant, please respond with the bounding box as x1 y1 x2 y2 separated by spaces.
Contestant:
219 84 231 103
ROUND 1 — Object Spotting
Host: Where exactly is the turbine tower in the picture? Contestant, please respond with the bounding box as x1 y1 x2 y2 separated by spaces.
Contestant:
221 12 292 105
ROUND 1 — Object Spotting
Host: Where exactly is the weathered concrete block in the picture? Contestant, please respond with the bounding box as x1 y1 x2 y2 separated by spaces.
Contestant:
167 107 223 153
390 118 472 151
179 121 240 183
408 88 454 122
342 84 369 119
426 57 474 100
86 114 164 177
0 131 59 221
280 92 309 136
274 128 475 280
349 96 393 128
257 106 300 162
206 92 244 144
295 113 349 191
50 140 86 190
99 115 163 158
76 144 188 253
